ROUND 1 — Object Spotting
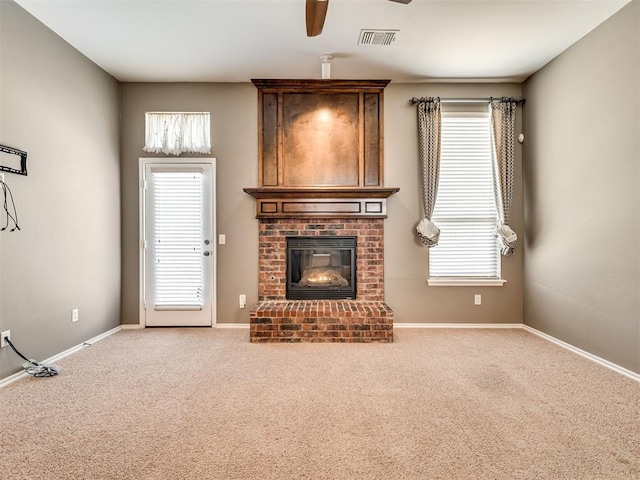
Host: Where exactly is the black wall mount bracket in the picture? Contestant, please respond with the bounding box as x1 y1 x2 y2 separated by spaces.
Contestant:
0 144 28 176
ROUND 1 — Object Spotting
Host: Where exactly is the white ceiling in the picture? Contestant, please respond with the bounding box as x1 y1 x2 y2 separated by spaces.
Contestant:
15 0 630 83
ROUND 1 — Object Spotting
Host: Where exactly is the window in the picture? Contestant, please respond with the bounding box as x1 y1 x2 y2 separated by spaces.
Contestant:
428 111 503 285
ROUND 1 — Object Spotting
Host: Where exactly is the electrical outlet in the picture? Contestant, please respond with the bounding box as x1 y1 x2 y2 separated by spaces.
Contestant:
474 294 482 306
1 330 10 348
239 294 246 309
72 308 79 322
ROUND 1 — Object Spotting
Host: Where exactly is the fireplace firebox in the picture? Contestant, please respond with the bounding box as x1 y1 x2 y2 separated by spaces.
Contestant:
286 236 356 300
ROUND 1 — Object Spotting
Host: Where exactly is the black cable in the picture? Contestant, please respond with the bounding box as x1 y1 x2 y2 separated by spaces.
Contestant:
1 180 20 231
4 337 33 364
1 181 9 231
4 337 59 377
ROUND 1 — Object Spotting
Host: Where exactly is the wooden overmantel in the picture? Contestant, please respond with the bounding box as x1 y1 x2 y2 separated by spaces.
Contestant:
243 186 399 219
245 79 399 219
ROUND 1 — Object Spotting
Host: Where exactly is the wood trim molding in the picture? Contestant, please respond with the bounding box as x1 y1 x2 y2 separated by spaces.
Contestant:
247 79 396 218
243 186 399 199
250 79 388 189
243 187 399 219
251 79 390 91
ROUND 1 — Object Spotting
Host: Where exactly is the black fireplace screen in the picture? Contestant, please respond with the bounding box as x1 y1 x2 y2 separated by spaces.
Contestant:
286 236 356 300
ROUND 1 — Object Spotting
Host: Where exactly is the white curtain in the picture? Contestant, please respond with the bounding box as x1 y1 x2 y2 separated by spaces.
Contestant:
144 112 211 156
415 97 442 247
489 99 518 256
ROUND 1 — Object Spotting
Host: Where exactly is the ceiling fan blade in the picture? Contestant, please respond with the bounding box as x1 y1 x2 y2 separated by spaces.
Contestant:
306 0 329 37
388 0 413 3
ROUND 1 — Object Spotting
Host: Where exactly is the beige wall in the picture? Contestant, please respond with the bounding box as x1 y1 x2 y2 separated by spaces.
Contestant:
120 83 259 325
523 0 639 373
121 82 523 326
0 1 121 378
385 84 524 323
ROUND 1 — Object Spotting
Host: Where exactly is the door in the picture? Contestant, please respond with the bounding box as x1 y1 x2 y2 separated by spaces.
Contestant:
141 160 215 326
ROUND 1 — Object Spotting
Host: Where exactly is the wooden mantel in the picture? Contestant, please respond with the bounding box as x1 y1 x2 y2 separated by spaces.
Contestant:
243 186 399 219
245 79 398 218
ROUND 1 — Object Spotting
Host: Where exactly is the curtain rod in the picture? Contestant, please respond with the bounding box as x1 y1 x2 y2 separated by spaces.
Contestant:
408 97 525 105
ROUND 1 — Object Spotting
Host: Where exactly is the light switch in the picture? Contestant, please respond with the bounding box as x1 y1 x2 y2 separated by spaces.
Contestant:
219 234 226 245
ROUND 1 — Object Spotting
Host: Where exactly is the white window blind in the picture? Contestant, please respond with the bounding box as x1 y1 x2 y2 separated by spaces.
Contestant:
429 112 499 279
152 171 204 308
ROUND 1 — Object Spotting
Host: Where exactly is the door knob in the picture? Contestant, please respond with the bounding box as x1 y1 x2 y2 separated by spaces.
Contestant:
203 251 211 256
204 239 210 245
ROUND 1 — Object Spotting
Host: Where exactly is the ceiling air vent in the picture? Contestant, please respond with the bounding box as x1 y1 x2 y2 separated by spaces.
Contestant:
358 29 399 46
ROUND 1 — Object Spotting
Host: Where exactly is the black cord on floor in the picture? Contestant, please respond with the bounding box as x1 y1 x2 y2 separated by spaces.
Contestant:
4 337 59 377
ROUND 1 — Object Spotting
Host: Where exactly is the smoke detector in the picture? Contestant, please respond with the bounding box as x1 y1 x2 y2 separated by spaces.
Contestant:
358 29 399 46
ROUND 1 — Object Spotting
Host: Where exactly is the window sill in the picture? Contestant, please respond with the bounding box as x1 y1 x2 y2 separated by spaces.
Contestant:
427 278 507 287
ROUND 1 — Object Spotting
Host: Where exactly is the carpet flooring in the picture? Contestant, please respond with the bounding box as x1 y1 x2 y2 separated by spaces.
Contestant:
0 328 638 479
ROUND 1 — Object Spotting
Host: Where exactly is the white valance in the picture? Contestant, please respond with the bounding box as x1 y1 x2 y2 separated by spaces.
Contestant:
143 112 211 156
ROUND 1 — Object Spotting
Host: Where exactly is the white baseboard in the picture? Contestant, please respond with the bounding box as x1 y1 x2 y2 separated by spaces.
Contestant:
121 324 143 330
522 325 640 383
4 322 636 387
393 322 639 383
121 323 248 330
0 325 122 389
394 323 523 329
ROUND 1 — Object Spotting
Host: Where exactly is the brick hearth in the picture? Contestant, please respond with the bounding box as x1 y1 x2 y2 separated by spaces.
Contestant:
250 300 393 343
250 218 394 343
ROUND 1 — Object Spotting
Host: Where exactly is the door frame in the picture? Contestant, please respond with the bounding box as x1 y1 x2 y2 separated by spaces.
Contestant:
138 157 217 328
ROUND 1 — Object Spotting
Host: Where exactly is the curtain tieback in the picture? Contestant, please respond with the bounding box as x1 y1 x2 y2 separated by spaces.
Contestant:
496 224 517 256
417 218 440 247
496 224 517 243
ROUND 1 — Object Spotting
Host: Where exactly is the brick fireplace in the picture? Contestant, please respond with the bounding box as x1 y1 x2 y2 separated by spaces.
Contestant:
245 79 398 342
249 218 394 342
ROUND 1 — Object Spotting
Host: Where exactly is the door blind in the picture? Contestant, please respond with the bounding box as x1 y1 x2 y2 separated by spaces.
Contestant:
151 171 204 308
429 112 499 278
